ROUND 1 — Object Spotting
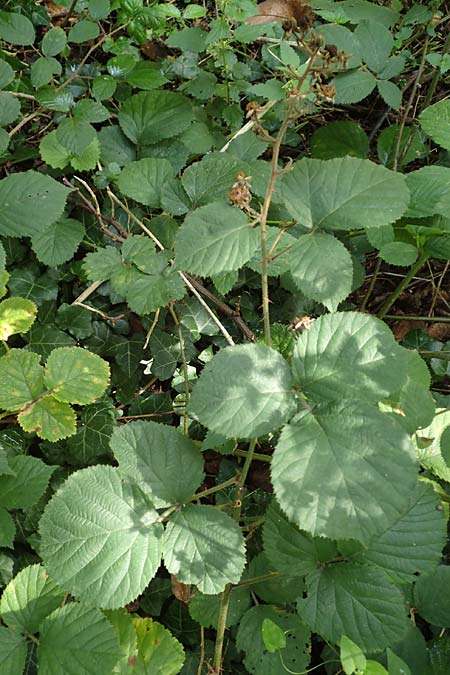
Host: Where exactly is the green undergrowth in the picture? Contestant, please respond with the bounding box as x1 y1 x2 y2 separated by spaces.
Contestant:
0 0 450 673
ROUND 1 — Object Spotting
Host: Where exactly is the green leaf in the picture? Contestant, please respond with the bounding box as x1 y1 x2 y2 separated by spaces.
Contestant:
236 605 310 675
190 343 296 439
38 603 120 674
111 420 204 504
18 395 77 441
117 158 174 208
0 61 14 89
377 125 426 169
292 312 408 404
26 324 76 361
377 80 402 110
378 242 418 266
179 154 244 209
189 586 250 629
175 204 259 276
83 246 121 281
417 409 450 482
340 636 366 675
428 637 450 675
39 130 70 169
0 171 70 237
0 12 35 45
45 346 110 405
420 99 450 151
126 62 168 91
387 649 411 675
0 454 55 510
262 618 286 653
121 265 186 316
68 19 100 44
8 268 58 304
31 218 85 267
354 482 446 582
93 75 117 101
405 166 450 219
99 125 136 166
119 91 193 145
0 92 20 127
132 617 185 674
311 121 369 160
272 402 417 543
355 20 393 73
414 566 450 627
88 0 111 20
56 117 96 156
280 158 409 230
0 627 26 675
0 297 37 340
298 564 408 652
263 500 338 577
163 504 246 594
41 27 67 57
148 328 189 380
0 509 15 548
30 56 61 89
332 69 376 104
0 349 44 411
0 564 64 633
70 137 100 171
0 129 8 155
66 398 115 465
287 232 353 310
39 465 164 608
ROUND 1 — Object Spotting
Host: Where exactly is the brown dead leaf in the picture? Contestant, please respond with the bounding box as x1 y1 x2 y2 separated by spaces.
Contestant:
392 319 425 340
171 575 192 605
246 0 312 26
427 322 450 342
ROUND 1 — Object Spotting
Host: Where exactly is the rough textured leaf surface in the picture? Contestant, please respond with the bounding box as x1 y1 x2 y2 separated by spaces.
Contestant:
0 349 44 410
0 626 26 675
271 403 418 543
280 157 409 230
38 603 120 674
111 420 204 504
0 564 64 633
292 312 408 404
118 91 193 145
414 566 450 627
189 343 296 439
39 465 164 608
163 504 246 594
45 346 110 405
298 564 408 652
18 395 76 441
175 203 259 276
0 171 70 237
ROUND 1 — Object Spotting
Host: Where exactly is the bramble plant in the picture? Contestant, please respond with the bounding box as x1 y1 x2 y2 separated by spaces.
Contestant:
0 0 450 673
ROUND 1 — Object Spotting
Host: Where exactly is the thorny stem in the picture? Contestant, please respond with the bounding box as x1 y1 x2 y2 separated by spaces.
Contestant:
378 252 428 319
258 52 318 347
186 476 237 504
213 439 257 673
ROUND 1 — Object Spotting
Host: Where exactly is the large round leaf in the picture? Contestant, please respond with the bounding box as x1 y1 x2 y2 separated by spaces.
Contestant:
117 158 174 208
0 349 44 410
44 346 110 405
18 395 76 441
0 564 64 633
298 564 408 652
163 504 246 594
38 603 120 675
175 203 260 277
189 343 296 439
271 402 418 543
118 91 193 145
0 171 70 237
39 465 164 608
292 311 408 404
31 218 85 267
110 420 204 504
280 157 409 230
287 232 353 311
355 482 446 582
